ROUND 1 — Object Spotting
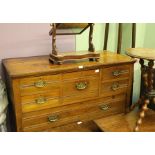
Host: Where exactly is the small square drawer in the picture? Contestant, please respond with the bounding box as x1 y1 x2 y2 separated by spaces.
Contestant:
100 80 129 96
63 76 99 97
20 74 61 96
102 65 130 81
62 76 99 104
21 92 61 113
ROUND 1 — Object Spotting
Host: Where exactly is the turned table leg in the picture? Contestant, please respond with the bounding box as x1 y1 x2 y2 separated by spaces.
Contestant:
134 99 149 131
134 60 154 131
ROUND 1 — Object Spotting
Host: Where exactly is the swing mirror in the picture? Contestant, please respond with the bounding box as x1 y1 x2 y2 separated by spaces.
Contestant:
49 23 91 35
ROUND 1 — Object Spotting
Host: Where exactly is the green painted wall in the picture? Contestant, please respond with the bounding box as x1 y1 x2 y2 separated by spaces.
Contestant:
76 23 119 52
76 23 104 51
76 23 155 104
143 24 155 48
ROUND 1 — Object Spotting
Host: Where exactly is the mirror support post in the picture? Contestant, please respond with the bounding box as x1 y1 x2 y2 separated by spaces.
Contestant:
88 23 95 52
52 23 58 55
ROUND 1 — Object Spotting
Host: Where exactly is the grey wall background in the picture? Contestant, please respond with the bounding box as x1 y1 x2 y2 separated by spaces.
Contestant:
0 23 75 75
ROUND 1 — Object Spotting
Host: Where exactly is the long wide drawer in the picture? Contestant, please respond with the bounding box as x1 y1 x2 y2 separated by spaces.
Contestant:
22 94 126 132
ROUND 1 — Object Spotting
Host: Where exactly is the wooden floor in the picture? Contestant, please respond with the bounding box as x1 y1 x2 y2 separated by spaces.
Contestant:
94 108 155 132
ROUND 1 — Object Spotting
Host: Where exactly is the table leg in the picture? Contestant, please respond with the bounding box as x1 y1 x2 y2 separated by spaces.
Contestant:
134 99 149 132
130 98 142 111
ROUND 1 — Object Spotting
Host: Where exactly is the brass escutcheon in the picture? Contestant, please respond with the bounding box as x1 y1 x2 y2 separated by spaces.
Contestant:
99 104 110 111
111 83 120 91
34 80 46 88
48 115 59 122
35 97 46 104
75 81 88 90
112 70 128 76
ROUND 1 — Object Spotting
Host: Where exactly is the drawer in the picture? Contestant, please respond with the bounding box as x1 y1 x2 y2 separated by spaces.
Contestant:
62 69 100 80
63 76 99 97
102 65 130 81
101 80 129 96
62 76 99 104
20 75 61 96
22 94 125 132
21 93 60 113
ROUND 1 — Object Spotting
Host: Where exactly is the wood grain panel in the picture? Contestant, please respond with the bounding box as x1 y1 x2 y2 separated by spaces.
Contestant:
62 69 100 80
62 91 99 105
20 74 61 85
12 79 23 131
46 121 101 132
22 94 125 131
63 77 99 97
20 81 61 96
2 52 135 78
21 94 60 113
102 65 130 82
101 80 129 97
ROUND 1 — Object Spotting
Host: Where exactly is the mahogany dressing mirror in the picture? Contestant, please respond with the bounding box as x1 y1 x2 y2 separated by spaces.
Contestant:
49 23 99 64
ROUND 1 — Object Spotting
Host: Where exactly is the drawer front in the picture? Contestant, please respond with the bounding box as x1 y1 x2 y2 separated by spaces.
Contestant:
62 69 100 80
20 75 61 96
63 77 99 97
22 94 125 132
21 93 60 113
102 65 130 81
62 76 99 104
101 80 129 96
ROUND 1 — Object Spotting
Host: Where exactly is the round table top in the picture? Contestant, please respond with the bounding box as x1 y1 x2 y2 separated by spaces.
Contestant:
126 48 155 60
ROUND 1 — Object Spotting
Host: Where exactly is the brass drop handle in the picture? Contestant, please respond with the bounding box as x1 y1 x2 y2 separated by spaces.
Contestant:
75 81 88 90
35 97 46 104
48 115 59 122
99 104 110 111
112 70 128 76
34 80 46 88
111 83 120 91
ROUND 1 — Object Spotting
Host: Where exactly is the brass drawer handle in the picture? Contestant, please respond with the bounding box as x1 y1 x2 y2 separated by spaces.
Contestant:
99 104 110 111
75 81 88 90
34 80 46 88
48 115 59 122
112 70 128 76
35 97 46 104
111 83 120 91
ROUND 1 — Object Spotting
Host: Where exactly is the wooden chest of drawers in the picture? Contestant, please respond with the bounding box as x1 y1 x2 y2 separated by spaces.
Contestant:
2 51 135 132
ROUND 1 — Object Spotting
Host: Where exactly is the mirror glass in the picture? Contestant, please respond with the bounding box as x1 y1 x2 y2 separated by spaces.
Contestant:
50 23 90 35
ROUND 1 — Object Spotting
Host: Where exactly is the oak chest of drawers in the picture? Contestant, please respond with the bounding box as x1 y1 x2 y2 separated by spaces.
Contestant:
2 51 135 132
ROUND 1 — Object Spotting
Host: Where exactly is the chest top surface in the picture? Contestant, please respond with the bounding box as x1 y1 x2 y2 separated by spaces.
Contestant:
2 51 135 78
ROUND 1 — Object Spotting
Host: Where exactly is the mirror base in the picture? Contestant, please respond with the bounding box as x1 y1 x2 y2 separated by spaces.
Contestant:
49 52 100 65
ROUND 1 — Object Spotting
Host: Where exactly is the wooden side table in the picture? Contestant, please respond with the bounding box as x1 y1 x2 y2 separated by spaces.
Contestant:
126 48 155 131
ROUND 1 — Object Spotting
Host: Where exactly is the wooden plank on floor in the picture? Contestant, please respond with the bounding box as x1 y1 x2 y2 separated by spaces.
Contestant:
94 109 155 132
